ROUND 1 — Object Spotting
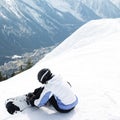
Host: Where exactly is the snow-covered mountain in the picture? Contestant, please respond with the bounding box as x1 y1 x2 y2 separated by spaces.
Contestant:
0 18 120 120
0 0 84 57
81 0 120 17
0 0 120 58
111 0 120 8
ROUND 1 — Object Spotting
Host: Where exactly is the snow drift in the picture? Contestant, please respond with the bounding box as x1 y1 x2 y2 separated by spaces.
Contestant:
0 18 120 120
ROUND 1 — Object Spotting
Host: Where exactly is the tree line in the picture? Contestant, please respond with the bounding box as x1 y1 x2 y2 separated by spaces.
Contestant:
0 59 33 82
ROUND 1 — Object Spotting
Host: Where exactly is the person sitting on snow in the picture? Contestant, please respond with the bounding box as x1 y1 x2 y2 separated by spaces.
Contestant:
27 68 78 113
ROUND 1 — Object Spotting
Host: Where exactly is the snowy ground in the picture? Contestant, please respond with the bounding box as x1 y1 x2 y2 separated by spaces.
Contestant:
0 18 120 120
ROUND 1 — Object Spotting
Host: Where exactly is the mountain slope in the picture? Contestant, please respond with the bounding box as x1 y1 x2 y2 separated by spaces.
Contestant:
46 0 100 21
111 0 120 9
0 0 83 56
81 0 120 17
0 0 120 57
0 18 120 120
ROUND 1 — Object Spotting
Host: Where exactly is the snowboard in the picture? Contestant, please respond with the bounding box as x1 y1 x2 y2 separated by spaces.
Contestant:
5 87 44 115
5 94 31 115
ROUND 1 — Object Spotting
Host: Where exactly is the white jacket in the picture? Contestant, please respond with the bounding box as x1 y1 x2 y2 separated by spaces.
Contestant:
34 74 78 110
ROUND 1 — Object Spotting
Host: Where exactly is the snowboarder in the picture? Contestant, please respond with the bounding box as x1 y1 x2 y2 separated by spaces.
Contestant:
27 68 78 113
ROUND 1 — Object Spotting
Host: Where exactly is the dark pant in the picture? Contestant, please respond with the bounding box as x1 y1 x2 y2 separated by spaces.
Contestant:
49 96 74 113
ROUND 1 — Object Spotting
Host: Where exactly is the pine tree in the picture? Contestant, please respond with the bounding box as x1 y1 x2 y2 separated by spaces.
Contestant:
11 71 16 77
25 59 33 70
0 71 4 82
19 65 24 72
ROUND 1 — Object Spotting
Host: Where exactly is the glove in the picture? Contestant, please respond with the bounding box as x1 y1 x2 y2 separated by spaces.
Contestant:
27 93 34 98
26 87 44 106
33 87 44 99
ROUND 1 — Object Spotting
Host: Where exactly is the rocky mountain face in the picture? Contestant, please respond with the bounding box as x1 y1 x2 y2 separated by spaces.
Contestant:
0 0 120 64
0 0 84 57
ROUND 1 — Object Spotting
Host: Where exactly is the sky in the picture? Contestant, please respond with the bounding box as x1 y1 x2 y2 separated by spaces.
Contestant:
0 18 120 120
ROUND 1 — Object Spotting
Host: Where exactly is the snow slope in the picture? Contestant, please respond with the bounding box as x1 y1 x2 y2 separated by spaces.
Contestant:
0 18 120 120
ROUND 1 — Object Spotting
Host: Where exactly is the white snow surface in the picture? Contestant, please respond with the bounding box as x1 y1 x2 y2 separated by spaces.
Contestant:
1 18 120 120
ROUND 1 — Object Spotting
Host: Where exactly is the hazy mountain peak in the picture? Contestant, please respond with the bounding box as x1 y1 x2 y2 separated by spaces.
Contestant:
81 0 120 17
111 0 120 8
